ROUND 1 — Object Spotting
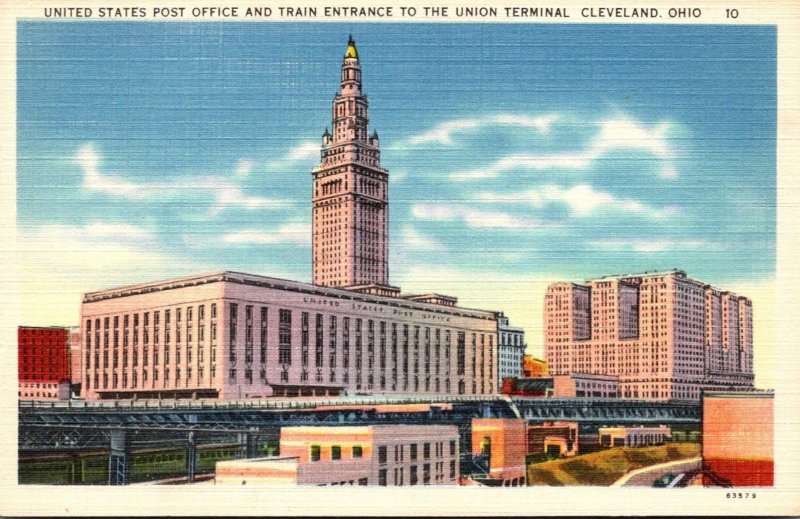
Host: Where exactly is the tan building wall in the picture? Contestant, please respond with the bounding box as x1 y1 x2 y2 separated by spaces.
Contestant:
215 424 460 486
527 421 579 457
552 373 619 398
544 270 754 402
68 326 82 389
471 418 527 485
80 271 498 400
702 390 773 486
598 426 671 447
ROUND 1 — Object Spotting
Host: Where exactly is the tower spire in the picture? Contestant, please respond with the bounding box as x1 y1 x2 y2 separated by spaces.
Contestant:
312 38 389 288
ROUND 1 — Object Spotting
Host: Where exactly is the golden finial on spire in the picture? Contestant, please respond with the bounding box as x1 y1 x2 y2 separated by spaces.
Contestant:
344 35 359 59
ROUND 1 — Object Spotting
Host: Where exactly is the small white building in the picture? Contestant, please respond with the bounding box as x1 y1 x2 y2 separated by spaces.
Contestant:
497 314 525 389
598 426 671 448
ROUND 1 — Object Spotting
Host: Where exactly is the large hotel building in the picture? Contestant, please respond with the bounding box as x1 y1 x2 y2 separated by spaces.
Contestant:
80 38 499 400
544 270 754 402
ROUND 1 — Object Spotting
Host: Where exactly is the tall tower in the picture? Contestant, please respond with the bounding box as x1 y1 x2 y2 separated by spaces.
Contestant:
312 36 390 289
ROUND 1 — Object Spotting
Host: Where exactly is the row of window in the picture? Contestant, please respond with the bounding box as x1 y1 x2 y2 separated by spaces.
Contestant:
310 444 363 462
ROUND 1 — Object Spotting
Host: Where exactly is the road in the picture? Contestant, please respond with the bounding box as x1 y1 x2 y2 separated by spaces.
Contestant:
612 457 701 487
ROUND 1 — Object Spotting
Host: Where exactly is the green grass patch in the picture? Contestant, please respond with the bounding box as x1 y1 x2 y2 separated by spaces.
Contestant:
527 443 700 486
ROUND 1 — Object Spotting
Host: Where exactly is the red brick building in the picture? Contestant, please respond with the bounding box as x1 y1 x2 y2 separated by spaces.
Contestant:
18 326 71 400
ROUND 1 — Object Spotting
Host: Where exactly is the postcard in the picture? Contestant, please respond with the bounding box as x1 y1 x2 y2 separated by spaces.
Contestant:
2 0 798 516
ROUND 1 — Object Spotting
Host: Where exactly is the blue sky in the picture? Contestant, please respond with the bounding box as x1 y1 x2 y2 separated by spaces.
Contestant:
17 22 776 373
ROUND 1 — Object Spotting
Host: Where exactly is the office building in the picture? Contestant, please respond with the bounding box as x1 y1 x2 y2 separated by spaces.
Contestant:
544 270 754 401
497 313 525 388
80 272 498 400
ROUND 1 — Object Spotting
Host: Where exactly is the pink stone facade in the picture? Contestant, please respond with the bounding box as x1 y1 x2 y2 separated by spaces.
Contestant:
544 270 754 402
215 424 460 486
80 272 498 400
312 37 389 288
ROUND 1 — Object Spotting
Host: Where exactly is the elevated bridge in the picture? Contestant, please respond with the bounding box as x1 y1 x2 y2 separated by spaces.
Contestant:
19 395 699 484
512 397 700 426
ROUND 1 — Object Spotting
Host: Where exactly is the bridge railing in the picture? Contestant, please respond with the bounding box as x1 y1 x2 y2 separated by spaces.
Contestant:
18 394 504 413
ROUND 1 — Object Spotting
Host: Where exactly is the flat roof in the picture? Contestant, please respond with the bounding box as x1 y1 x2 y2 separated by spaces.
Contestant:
218 455 299 464
82 270 498 321
595 269 685 281
703 389 774 399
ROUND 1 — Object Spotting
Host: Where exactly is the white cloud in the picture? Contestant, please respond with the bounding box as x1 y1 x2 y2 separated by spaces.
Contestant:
402 113 558 146
393 265 559 355
210 186 293 216
478 183 678 220
235 159 254 178
76 144 149 199
660 165 678 179
593 118 674 160
450 116 678 181
411 204 460 221
587 238 725 253
268 140 319 168
399 225 446 252
221 223 311 245
81 222 155 240
18 222 209 326
75 144 291 215
411 204 533 229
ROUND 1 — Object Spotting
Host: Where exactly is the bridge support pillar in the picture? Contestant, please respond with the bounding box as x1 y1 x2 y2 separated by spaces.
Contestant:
107 429 130 486
186 432 196 483
237 428 260 459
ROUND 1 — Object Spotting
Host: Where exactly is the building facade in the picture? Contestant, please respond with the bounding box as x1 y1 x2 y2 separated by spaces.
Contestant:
312 36 389 289
80 272 498 400
522 355 548 377
18 326 71 400
527 422 579 457
598 426 671 448
68 325 82 395
214 424 460 486
552 373 619 398
469 419 527 486
497 313 525 389
544 270 754 401
701 390 773 486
